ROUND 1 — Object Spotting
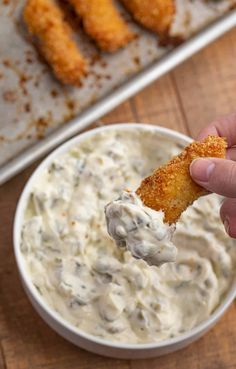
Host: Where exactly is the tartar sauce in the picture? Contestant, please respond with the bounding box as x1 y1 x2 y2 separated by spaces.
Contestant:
21 128 236 344
105 190 177 266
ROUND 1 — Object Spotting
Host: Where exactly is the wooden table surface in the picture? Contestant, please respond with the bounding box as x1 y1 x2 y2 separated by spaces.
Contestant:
1 28 236 369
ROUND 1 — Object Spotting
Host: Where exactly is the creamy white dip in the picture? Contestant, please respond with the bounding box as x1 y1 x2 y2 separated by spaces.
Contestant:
21 128 236 344
105 191 177 266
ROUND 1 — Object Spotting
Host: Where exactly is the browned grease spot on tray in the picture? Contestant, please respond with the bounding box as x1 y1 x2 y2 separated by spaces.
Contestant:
66 99 75 111
0 110 56 142
3 59 11 68
35 114 52 139
51 89 59 98
133 56 141 67
89 54 101 67
0 119 36 143
24 102 31 113
2 59 32 96
2 90 17 103
63 111 76 123
25 50 35 65
4 0 18 17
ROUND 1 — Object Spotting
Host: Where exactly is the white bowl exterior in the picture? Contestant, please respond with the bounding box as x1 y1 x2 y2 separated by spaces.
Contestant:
14 123 236 359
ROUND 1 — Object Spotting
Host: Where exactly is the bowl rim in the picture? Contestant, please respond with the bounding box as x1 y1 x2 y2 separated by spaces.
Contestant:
13 123 236 351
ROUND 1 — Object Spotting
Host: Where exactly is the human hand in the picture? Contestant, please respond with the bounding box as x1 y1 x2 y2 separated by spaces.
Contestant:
190 112 236 238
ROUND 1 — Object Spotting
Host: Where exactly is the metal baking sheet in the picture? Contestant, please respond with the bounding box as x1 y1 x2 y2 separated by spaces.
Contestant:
0 1 236 185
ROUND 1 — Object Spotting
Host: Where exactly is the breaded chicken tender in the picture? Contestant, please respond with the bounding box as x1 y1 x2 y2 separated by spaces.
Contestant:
136 136 227 224
121 0 175 36
67 0 135 52
24 0 87 86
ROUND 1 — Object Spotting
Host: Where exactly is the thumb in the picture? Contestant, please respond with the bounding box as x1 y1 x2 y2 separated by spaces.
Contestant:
190 158 236 198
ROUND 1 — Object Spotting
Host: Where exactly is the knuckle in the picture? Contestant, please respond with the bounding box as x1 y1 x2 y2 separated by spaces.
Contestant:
226 163 236 188
210 161 236 197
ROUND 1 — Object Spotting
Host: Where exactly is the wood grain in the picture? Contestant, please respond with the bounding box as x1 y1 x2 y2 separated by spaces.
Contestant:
0 26 236 369
171 28 236 138
130 74 188 133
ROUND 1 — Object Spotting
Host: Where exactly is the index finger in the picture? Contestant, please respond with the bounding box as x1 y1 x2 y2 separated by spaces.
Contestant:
197 112 236 147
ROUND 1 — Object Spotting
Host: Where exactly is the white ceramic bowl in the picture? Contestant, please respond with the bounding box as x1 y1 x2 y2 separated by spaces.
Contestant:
14 124 236 359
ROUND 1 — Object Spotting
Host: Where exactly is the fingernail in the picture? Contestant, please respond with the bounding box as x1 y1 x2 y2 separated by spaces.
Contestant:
190 159 215 182
224 217 230 235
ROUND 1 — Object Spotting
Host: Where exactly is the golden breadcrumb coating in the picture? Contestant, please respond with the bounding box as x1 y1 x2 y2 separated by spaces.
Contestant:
67 0 135 52
24 0 87 86
120 0 175 36
136 136 227 224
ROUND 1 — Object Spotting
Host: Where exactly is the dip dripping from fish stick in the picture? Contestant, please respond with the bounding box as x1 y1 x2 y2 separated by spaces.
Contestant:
136 136 227 224
67 0 136 52
24 0 87 86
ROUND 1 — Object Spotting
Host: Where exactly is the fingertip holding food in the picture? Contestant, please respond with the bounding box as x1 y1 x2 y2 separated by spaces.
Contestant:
67 0 136 52
136 136 227 224
24 0 87 86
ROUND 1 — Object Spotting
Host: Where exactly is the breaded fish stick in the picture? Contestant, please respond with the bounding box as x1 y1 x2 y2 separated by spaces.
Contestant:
67 0 135 52
120 0 175 36
24 0 87 86
136 136 227 224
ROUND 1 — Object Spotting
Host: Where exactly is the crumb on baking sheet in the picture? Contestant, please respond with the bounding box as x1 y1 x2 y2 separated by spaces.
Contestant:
133 56 140 67
66 99 75 111
89 53 102 67
50 89 58 98
24 102 31 112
